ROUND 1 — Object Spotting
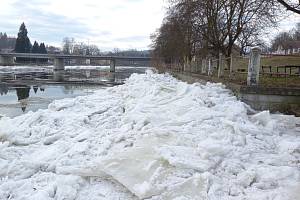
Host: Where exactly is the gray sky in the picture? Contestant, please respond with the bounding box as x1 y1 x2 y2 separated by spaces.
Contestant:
0 0 167 50
0 0 299 50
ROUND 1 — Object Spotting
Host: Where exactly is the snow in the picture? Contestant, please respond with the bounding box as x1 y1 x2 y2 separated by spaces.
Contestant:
0 66 52 74
65 65 110 70
0 70 300 199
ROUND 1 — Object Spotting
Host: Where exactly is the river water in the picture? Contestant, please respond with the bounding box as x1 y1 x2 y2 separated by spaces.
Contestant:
0 65 150 117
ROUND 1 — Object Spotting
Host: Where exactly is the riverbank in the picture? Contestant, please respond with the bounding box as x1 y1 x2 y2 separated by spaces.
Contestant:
160 69 300 116
0 71 299 199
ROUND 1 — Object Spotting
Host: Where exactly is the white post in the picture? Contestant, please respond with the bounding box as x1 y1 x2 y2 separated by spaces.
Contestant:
247 47 261 86
86 59 91 65
201 59 206 74
208 58 212 76
229 54 233 76
218 53 223 78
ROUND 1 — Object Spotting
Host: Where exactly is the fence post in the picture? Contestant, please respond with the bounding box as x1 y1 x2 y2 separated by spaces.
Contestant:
218 53 224 78
247 47 261 86
201 59 206 74
229 54 233 76
208 58 212 76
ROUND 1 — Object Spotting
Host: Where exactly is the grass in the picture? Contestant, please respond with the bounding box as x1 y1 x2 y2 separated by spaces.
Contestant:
261 55 300 67
226 55 300 88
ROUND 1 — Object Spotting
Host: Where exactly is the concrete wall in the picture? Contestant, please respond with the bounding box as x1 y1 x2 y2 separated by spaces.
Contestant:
237 93 300 114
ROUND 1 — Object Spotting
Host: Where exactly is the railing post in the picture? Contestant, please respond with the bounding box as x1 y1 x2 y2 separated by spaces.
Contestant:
218 53 224 78
247 47 261 86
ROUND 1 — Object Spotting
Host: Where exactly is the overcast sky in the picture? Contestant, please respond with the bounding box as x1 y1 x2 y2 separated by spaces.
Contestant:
0 0 299 51
0 0 167 51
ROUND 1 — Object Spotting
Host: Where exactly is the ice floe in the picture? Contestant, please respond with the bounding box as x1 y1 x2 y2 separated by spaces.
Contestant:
0 70 299 199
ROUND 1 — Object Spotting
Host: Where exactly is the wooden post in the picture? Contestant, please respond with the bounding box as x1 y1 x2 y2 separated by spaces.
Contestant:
247 47 261 86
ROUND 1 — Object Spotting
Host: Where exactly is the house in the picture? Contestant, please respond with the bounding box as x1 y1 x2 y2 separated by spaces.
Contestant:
46 46 61 54
274 41 300 55
0 48 14 53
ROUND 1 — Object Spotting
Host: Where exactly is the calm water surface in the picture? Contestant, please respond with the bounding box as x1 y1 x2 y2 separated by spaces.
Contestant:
0 65 150 117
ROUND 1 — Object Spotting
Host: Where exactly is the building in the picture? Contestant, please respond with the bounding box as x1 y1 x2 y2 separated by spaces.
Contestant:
0 48 14 53
274 41 300 55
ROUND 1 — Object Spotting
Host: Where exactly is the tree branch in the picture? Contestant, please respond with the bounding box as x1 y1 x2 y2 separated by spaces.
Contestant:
277 0 300 14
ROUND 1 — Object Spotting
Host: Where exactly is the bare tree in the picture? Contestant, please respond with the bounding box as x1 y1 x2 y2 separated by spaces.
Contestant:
62 37 75 54
152 0 280 66
277 0 300 14
197 0 279 57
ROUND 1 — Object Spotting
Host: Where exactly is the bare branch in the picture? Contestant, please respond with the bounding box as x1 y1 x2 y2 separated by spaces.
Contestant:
277 0 300 14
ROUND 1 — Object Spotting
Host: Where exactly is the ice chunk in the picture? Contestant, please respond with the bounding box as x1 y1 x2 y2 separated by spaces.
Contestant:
98 136 174 199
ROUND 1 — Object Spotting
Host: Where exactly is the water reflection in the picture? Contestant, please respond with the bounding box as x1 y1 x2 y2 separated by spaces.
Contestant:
16 86 30 101
0 84 8 95
53 70 65 82
0 84 101 117
107 73 116 82
15 85 41 112
33 85 38 93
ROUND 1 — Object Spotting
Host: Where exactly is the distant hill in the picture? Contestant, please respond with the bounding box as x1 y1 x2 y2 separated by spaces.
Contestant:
106 49 151 57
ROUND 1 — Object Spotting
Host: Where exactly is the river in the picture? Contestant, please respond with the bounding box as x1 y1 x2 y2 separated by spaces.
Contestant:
0 65 150 117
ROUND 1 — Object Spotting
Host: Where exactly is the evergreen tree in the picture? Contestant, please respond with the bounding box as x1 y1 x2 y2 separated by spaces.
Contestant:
39 42 48 63
31 41 39 63
31 41 40 53
39 43 47 54
14 22 32 62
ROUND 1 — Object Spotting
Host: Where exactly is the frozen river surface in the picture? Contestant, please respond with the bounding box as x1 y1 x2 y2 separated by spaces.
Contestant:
0 71 299 199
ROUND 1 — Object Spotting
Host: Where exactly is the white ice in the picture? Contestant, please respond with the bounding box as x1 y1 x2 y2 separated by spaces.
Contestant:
0 70 299 199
